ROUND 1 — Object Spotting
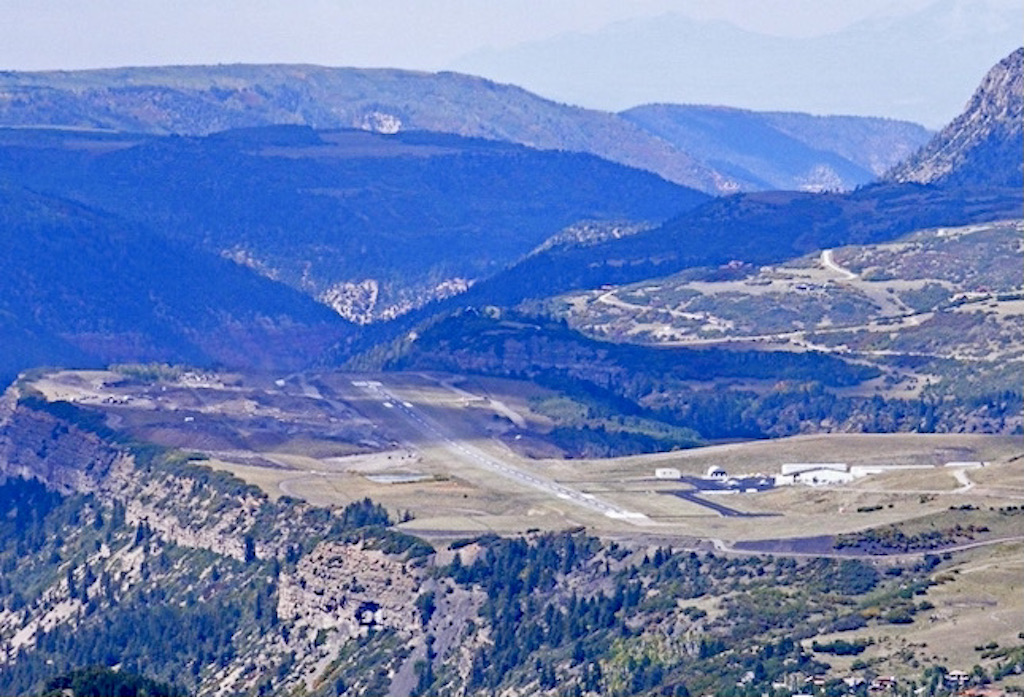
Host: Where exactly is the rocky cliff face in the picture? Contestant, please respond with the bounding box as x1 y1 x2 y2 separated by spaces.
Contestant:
0 388 460 696
0 392 125 495
888 48 1023 188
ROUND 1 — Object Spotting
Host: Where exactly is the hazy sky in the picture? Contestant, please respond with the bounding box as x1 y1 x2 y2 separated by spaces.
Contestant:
0 0 960 71
2 0 1018 125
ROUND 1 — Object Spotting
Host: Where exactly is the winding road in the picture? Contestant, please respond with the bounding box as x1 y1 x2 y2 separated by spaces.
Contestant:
820 248 859 280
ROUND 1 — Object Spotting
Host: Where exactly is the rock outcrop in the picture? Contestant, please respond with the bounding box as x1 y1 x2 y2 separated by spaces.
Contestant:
888 48 1023 188
0 386 446 696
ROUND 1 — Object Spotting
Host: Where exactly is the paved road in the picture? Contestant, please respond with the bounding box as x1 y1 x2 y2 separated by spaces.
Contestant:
723 534 1024 560
353 379 649 523
820 248 858 280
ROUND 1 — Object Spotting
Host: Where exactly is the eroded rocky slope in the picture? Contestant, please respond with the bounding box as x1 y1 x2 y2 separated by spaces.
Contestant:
0 386 453 696
889 48 1023 188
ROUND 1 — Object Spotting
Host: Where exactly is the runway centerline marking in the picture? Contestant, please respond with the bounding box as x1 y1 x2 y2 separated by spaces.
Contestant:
356 381 648 523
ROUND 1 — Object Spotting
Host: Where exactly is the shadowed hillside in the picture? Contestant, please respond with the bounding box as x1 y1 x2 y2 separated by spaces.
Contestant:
0 125 706 324
0 185 350 383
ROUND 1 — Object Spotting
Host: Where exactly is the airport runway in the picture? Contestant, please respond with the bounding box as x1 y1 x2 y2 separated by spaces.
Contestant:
352 379 648 523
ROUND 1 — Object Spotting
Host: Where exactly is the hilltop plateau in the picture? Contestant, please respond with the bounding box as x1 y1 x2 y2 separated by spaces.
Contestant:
0 367 1021 696
544 219 1023 435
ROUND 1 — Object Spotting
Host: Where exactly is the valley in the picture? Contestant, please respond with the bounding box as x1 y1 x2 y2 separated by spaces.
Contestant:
0 37 1020 697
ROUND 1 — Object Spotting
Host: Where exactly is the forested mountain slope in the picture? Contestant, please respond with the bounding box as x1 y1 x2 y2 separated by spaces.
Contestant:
0 126 705 325
0 65 725 191
621 105 930 191
0 64 931 194
451 184 1022 311
0 185 349 384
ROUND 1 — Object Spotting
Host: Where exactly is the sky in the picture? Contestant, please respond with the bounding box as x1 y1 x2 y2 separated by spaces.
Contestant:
1 0 1018 125
0 0 959 71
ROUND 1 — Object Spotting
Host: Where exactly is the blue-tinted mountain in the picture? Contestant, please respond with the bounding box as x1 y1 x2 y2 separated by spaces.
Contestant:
620 105 930 191
0 65 724 191
0 64 931 194
0 125 705 324
0 185 349 384
888 48 1023 188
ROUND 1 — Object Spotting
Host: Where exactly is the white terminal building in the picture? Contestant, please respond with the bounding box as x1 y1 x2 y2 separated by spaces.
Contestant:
776 461 954 487
776 463 856 486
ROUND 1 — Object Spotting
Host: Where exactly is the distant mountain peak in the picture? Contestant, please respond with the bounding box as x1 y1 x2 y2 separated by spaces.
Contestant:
447 2 1022 127
888 47 1023 187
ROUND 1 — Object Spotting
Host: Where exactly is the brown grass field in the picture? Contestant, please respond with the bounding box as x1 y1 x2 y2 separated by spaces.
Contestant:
804 540 1024 688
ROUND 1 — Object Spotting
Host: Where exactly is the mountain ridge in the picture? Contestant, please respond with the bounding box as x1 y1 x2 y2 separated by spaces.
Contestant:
0 64 724 192
0 63 930 194
620 104 930 191
888 47 1023 188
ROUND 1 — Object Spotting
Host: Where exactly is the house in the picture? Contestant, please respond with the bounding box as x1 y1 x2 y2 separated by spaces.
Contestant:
804 676 827 688
870 676 897 692
946 670 970 685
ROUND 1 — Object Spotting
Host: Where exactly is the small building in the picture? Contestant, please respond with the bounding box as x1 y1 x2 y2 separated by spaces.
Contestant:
706 466 727 479
870 676 897 692
655 467 682 480
946 671 970 685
